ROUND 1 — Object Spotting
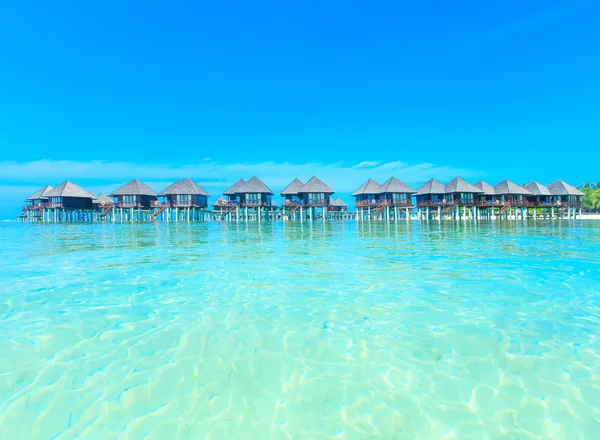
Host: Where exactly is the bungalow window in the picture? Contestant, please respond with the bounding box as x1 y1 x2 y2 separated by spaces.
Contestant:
247 193 260 204
177 194 191 203
124 195 137 204
309 193 325 204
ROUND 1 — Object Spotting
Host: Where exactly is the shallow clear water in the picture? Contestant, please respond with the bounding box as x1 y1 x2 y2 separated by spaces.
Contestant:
1 220 600 439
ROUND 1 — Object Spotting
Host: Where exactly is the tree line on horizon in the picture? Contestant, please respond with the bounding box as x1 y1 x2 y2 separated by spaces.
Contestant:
580 182 600 212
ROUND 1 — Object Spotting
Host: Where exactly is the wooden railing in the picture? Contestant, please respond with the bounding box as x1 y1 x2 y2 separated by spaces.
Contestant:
283 201 335 208
118 201 142 208
301 202 329 207
528 201 559 207
240 202 272 207
417 198 536 207
169 201 207 208
417 200 449 207
355 200 382 207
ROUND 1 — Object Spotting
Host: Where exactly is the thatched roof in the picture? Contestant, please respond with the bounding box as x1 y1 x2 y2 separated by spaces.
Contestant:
237 176 273 194
110 179 157 197
445 177 482 194
298 176 334 194
524 181 551 196
416 178 446 195
494 179 531 195
223 178 246 195
332 197 347 207
45 181 94 199
281 178 305 196
212 196 226 207
379 177 416 194
95 193 114 205
547 180 585 196
159 178 210 196
352 178 382 196
26 185 53 201
473 180 495 196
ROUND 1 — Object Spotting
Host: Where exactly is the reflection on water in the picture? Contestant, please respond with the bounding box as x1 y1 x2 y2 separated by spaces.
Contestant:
0 221 599 439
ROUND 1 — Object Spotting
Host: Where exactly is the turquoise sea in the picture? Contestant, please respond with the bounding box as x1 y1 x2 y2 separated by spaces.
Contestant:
1 220 599 439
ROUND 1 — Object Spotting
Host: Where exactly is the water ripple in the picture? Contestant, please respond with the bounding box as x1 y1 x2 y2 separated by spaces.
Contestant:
0 220 599 439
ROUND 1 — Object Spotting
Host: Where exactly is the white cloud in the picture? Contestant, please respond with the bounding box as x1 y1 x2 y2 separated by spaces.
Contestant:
352 161 380 169
0 159 482 195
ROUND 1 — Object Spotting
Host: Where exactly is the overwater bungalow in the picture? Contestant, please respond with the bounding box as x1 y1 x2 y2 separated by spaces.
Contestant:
157 178 210 221
379 177 416 207
547 179 585 218
491 179 532 219
297 176 334 205
21 185 53 221
440 177 483 219
444 178 482 205
493 180 531 206
352 179 383 206
212 196 227 210
329 197 347 212
93 193 114 208
220 177 275 220
45 181 94 209
470 180 498 219
109 179 158 222
222 178 246 204
326 197 351 220
43 181 96 222
524 181 552 206
237 177 273 206
281 178 305 205
473 180 496 204
26 185 53 208
353 177 416 220
110 179 158 208
416 177 485 220
521 181 555 219
291 176 335 221
415 178 446 220
159 178 210 207
415 179 446 206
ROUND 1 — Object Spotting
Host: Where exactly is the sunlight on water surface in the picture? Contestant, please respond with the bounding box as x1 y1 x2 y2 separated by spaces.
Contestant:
1 220 599 439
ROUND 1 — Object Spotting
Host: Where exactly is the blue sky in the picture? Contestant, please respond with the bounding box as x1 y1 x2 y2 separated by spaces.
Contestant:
1 0 599 218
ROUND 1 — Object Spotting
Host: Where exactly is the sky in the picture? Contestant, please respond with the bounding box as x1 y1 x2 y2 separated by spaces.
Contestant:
1 0 599 218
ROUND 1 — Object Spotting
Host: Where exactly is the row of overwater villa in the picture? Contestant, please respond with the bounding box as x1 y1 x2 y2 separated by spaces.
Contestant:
19 175 585 223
